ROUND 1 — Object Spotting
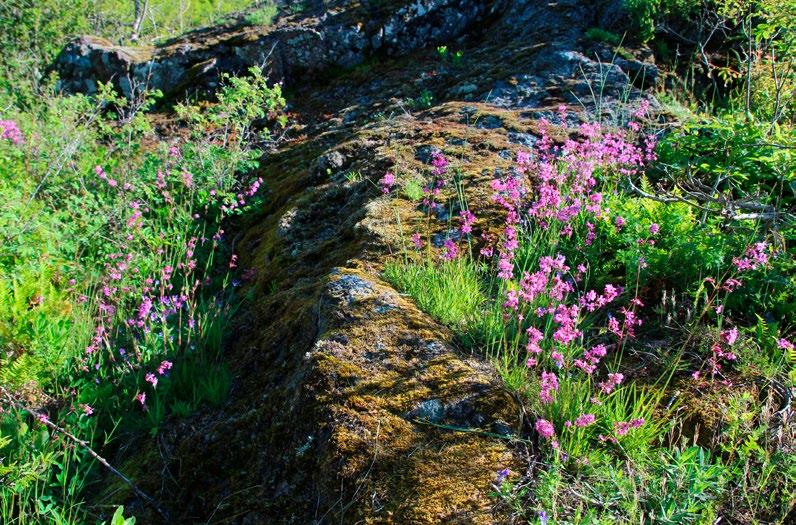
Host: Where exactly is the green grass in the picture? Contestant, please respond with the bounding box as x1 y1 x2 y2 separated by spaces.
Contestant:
585 27 622 46
384 257 486 336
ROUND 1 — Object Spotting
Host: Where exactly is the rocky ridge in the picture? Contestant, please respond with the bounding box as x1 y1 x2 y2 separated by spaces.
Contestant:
56 1 661 523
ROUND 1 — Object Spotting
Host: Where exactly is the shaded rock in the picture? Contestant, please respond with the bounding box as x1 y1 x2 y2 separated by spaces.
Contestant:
310 150 347 182
484 75 546 108
596 0 634 36
475 114 503 129
325 273 377 306
431 228 463 247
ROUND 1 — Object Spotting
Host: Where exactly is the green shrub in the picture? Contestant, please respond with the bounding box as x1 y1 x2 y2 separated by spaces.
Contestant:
624 0 701 43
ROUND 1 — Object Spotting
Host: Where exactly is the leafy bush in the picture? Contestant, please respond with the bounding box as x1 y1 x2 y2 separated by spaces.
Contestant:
624 0 702 43
645 446 725 523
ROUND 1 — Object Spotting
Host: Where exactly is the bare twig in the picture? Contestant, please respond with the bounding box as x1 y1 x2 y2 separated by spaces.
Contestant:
625 177 793 223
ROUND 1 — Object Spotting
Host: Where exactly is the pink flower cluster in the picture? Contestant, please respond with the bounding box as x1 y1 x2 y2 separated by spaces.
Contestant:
705 328 739 377
539 371 559 404
574 344 608 374
422 152 449 208
95 165 118 188
0 120 23 145
598 372 624 394
614 417 645 436
442 239 459 261
579 284 622 312
484 110 655 276
565 413 596 429
608 307 642 339
459 210 476 235
733 242 769 271
535 418 555 439
380 172 396 193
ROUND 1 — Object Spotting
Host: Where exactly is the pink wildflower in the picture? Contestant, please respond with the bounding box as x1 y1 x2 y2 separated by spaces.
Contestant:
157 360 173 375
497 255 513 280
411 233 424 249
720 327 739 346
599 372 624 394
503 290 519 311
535 419 555 439
723 278 743 292
137 296 153 325
459 210 476 235
135 392 147 407
614 418 645 436
0 120 24 144
539 371 559 404
442 239 459 260
575 413 596 427
526 327 544 354
733 242 769 271
431 152 448 176
379 172 396 193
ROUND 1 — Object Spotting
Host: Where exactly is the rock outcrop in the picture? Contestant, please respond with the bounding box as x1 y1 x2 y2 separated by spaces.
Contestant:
59 1 661 523
52 0 505 98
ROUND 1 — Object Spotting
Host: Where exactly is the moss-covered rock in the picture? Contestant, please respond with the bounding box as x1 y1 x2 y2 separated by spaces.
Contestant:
81 1 665 522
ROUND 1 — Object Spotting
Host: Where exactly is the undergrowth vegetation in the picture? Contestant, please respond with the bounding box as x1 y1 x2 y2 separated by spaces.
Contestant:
0 2 290 520
0 67 284 522
385 100 794 522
